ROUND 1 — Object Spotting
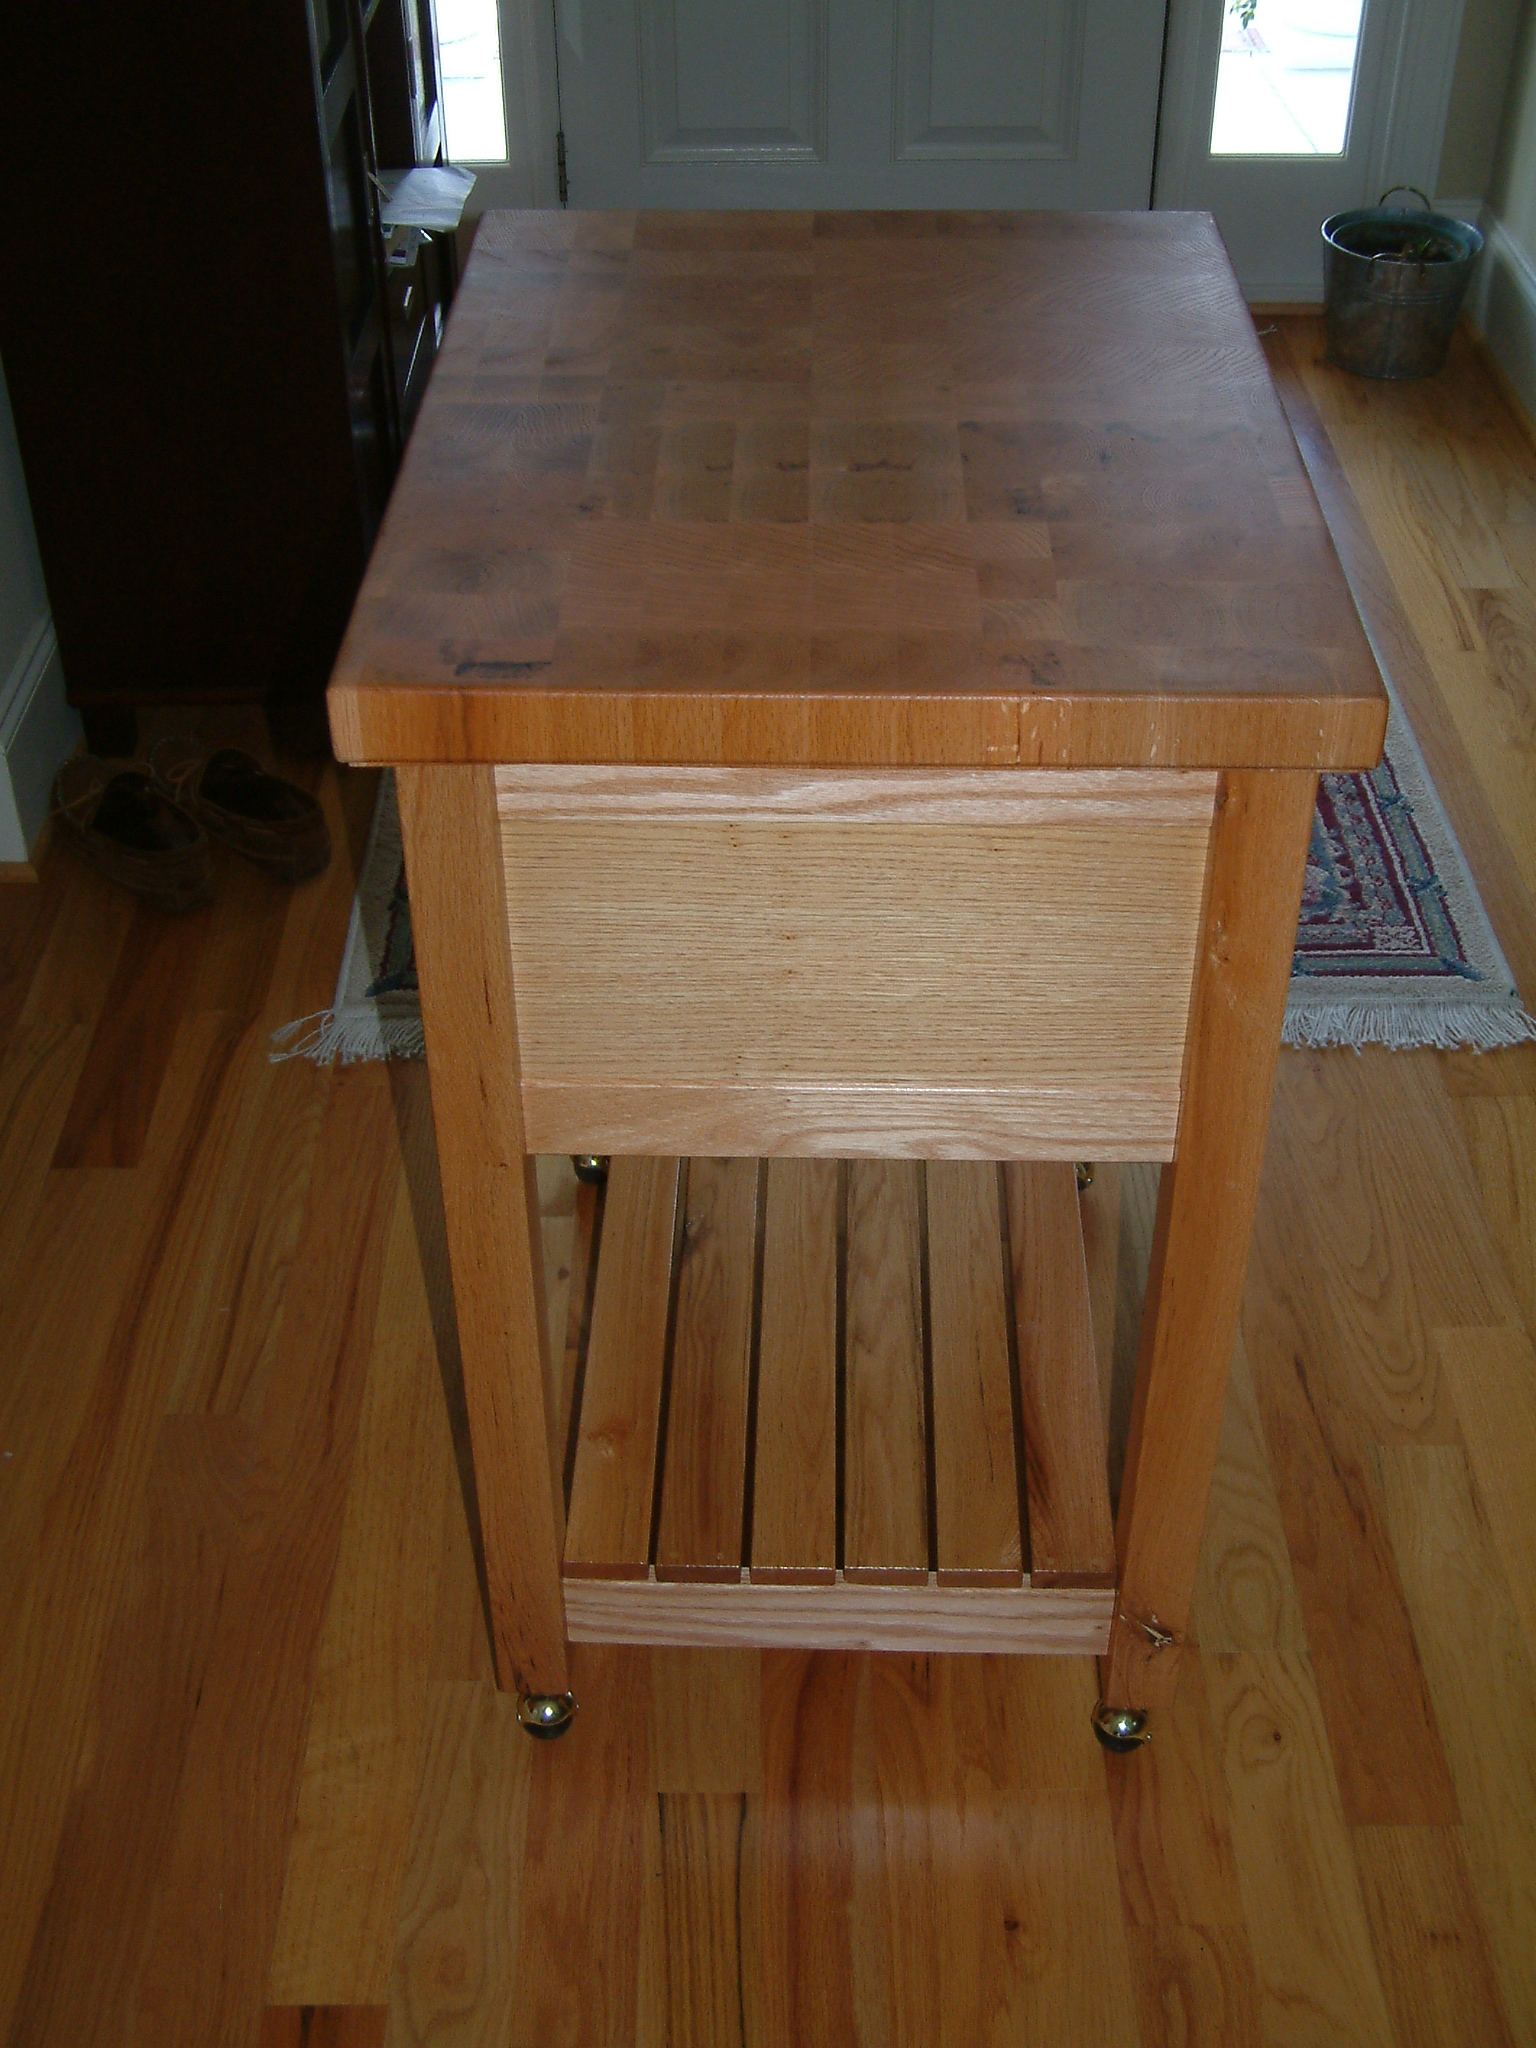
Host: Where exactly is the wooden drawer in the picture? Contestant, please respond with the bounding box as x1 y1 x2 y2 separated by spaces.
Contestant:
495 765 1218 1160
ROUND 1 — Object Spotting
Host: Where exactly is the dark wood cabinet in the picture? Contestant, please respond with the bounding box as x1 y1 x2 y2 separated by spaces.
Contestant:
0 0 456 753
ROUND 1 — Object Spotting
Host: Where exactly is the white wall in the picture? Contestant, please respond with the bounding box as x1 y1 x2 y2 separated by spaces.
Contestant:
1438 0 1528 204
1461 0 1536 424
0 355 79 864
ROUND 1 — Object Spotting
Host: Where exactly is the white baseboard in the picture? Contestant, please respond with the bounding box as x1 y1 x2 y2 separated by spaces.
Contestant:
1463 203 1536 432
0 614 80 864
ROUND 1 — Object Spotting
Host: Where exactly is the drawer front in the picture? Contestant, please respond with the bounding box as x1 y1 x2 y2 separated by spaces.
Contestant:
495 766 1218 1159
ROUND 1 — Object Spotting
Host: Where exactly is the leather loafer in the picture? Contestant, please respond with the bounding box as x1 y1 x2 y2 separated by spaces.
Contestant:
52 756 215 913
148 738 331 883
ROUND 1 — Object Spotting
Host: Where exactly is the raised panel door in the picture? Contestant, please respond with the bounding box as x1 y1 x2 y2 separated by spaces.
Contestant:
556 0 1166 207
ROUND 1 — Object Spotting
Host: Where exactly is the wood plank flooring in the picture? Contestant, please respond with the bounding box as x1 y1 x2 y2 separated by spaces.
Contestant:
3 316 1536 2045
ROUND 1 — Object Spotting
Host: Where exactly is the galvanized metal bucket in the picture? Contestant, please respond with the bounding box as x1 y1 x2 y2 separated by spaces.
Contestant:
1322 188 1483 381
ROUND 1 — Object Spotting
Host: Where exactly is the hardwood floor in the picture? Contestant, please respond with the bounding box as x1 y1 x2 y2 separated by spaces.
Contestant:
2 315 1536 2046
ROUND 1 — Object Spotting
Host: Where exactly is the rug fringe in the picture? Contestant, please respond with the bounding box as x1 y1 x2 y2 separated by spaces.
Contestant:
276 999 1536 1063
269 1008 426 1065
1283 998 1536 1052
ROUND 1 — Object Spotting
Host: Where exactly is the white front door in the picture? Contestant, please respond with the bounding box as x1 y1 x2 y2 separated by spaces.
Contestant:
554 0 1169 210
1155 0 1466 301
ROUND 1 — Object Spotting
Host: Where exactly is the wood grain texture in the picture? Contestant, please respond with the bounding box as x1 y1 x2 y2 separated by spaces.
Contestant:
396 762 567 1698
752 1650 858 2048
843 1160 928 1584
564 1156 682 1578
655 1158 761 1582
1124 1926 1263 2048
1374 1444 1536 2040
51 897 210 1168
657 1795 748 2048
1267 319 1536 998
991 1793 1144 2045
1104 769 1318 1712
562 1577 1112 1654
8 339 1536 2048
0 1017 257 2044
259 2009 385 2048
1242 1085 1464 1828
555 1146 1114 1638
0 869 130 1314
650 1650 762 1796
1351 1825 1517 2048
266 1154 450 2006
496 762 1218 823
1204 1651 1396 2048
1106 1646 1247 1933
386 1679 532 2048
1264 1047 1514 1446
853 1655 1013 2048
511 1643 652 2047
1453 1091 1536 1333
1435 1326 1536 1664
329 210 1384 772
1005 1161 1116 1587
98 1061 399 2048
519 1077 1182 1162
500 801 1210 1160
751 1159 839 1584
926 1162 1022 1585
1190 1336 1308 1657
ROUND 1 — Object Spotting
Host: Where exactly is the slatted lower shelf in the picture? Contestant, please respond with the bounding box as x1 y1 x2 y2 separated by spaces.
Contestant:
559 1158 1117 1656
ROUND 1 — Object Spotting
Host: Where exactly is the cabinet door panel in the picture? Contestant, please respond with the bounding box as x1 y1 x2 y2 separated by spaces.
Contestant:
640 0 828 161
896 0 1084 158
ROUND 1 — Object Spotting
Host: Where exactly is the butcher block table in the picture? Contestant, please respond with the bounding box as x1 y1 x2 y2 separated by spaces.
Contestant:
328 208 1386 1748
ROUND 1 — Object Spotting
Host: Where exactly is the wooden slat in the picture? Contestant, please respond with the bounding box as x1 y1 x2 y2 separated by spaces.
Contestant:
563 1577 1113 1653
519 1077 1181 1163
1006 1161 1117 1589
926 1161 1023 1586
655 1158 761 1583
843 1159 928 1584
750 1159 839 1584
557 1175 602 1493
564 1156 683 1579
496 763 1219 825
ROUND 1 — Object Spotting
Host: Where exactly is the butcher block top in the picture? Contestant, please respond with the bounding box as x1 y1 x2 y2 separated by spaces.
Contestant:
328 208 1386 771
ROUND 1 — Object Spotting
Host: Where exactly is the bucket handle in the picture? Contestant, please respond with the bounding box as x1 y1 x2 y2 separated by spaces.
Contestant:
1378 185 1434 214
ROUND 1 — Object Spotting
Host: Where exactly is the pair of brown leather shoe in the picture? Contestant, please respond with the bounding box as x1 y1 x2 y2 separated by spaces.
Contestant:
52 741 331 914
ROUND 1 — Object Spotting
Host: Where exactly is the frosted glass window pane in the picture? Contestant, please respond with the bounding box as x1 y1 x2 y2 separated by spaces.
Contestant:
1210 0 1364 157
438 0 509 162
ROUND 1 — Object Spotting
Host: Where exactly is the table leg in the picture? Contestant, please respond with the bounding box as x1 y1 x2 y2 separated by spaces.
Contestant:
397 763 571 1710
1096 769 1317 1745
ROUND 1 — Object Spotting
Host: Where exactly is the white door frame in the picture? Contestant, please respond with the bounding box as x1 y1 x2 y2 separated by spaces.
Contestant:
448 0 562 209
1153 0 1467 302
463 0 1466 256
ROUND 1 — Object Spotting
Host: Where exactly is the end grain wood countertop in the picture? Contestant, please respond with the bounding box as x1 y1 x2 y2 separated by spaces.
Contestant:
328 207 1386 773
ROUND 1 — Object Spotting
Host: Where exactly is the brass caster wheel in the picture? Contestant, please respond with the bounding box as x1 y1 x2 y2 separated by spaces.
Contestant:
1075 1161 1095 1193
572 1155 610 1186
517 1691 578 1740
1091 1702 1151 1754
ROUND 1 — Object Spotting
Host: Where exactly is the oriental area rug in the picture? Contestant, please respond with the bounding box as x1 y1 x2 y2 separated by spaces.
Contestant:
273 695 1536 1068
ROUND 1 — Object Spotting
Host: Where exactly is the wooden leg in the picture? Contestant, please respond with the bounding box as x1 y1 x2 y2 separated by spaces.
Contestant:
1099 769 1317 1725
397 763 569 1699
